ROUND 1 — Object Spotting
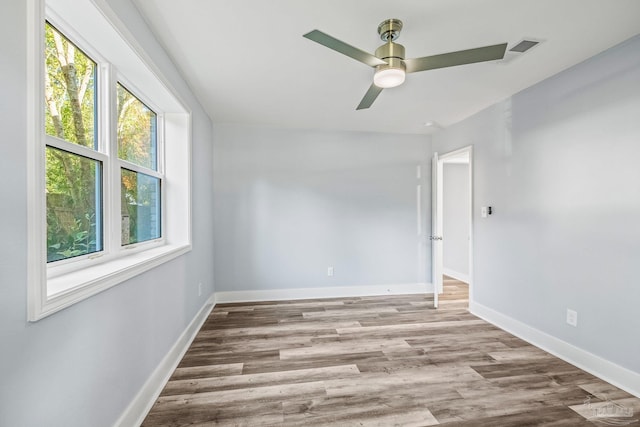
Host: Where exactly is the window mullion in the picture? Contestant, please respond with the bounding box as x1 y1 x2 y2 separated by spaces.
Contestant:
103 63 121 257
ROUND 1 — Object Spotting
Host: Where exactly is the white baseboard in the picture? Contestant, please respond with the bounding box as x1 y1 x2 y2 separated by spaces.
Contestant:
215 283 433 303
442 268 470 284
469 301 640 398
114 296 216 427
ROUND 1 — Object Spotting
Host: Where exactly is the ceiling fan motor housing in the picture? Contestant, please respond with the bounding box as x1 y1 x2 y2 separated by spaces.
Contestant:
375 41 405 61
375 41 406 75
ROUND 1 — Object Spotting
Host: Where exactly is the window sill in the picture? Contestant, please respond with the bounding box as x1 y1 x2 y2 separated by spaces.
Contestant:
33 243 191 321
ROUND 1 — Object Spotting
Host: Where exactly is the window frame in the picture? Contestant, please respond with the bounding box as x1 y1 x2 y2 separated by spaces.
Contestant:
27 0 192 321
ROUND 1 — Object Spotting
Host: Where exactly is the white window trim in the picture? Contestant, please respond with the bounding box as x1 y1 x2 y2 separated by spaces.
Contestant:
27 0 192 321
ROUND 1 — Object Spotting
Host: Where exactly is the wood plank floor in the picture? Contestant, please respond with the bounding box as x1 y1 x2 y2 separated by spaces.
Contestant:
143 277 640 426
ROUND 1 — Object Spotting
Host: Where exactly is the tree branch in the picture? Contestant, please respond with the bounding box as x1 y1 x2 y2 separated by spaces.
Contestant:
44 71 65 139
77 65 93 104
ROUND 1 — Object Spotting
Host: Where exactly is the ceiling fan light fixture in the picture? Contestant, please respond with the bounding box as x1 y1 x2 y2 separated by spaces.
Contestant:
374 67 405 88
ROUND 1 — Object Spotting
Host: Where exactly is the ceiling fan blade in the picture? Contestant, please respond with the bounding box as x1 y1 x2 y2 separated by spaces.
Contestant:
356 84 384 110
303 30 387 67
404 43 507 73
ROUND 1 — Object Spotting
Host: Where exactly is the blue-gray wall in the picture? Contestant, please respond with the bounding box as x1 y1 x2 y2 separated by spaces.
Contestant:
433 35 640 374
212 125 431 292
0 1 215 426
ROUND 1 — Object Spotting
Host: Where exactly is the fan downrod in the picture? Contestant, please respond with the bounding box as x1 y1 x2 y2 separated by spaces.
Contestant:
377 18 403 41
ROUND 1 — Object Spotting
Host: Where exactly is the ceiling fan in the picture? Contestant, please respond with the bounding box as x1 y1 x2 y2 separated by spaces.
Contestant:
303 19 507 110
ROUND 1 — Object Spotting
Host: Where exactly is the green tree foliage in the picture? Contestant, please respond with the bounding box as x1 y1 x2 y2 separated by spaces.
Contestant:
117 84 157 170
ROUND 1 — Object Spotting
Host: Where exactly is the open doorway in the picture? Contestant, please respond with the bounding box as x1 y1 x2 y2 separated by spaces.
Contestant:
431 146 472 308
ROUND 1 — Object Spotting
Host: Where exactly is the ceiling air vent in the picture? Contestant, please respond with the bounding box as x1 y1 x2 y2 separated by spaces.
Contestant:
509 39 540 53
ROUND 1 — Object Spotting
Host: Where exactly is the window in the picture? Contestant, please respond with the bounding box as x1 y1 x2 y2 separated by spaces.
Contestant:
117 83 162 246
27 0 192 320
46 146 103 262
45 23 103 263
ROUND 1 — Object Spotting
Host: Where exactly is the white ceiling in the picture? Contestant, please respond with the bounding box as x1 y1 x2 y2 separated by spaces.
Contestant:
133 0 640 135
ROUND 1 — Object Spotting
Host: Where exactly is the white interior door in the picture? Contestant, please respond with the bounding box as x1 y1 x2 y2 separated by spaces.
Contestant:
433 146 473 309
431 152 442 308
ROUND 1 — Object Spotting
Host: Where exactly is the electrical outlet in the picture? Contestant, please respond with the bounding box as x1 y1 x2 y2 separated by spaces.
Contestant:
327 266 334 277
566 309 578 327
198 282 202 297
